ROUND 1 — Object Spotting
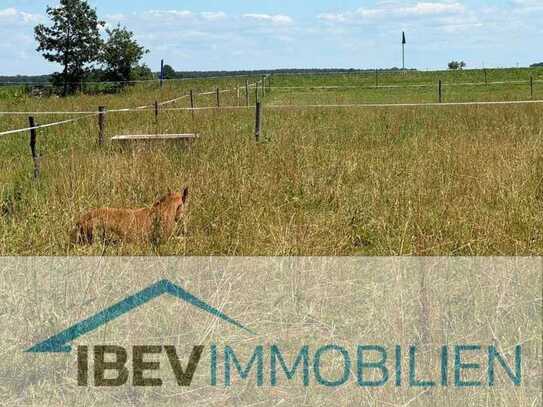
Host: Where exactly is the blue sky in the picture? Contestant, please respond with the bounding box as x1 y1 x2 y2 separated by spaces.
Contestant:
1 1 542 75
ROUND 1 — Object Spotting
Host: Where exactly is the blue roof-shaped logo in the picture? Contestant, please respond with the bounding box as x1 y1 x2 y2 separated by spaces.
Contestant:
27 279 255 353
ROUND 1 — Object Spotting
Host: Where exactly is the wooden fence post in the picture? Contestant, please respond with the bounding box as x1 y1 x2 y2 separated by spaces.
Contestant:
216 87 220 107
530 76 534 99
438 80 442 103
245 80 249 106
255 85 259 104
484 69 487 85
255 102 262 142
190 90 195 120
375 69 378 87
98 106 106 145
154 101 159 123
160 59 164 88
237 86 240 106
28 116 40 178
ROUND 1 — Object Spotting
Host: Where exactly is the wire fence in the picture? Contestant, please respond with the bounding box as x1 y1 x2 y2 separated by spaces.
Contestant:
1 73 541 144
1 82 542 137
0 79 265 136
1 71 541 179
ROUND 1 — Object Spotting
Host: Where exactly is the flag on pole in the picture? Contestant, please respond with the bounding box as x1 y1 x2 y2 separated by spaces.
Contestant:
402 32 406 44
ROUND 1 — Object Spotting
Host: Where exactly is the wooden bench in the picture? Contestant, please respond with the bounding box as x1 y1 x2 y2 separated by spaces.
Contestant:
111 134 199 142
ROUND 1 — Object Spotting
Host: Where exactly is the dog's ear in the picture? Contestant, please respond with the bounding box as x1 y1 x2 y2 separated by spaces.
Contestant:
181 187 189 204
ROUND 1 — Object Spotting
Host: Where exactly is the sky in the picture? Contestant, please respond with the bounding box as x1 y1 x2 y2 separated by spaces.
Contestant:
0 0 542 75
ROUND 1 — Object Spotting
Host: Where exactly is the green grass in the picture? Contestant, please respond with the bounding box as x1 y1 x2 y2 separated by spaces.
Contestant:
0 69 542 255
270 67 543 87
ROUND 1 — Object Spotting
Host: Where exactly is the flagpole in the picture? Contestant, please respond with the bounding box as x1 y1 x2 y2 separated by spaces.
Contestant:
402 43 405 70
401 31 406 70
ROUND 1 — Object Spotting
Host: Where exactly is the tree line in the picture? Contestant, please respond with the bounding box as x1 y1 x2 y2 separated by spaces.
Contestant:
159 67 416 80
34 0 149 95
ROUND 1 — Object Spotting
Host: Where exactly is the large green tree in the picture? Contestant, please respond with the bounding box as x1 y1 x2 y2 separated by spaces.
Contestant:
101 25 148 83
34 0 103 95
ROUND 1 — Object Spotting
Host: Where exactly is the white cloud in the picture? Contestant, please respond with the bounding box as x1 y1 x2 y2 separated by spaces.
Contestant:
0 7 17 18
400 2 465 16
438 14 483 33
93 9 298 71
105 13 127 22
3 3 542 75
316 1 483 34
141 10 232 23
318 2 465 23
318 13 348 23
201 11 227 21
243 13 293 25
144 10 194 20
0 7 41 24
151 10 192 18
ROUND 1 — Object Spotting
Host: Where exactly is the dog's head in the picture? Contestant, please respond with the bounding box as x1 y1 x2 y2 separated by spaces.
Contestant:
154 187 189 221
175 187 189 221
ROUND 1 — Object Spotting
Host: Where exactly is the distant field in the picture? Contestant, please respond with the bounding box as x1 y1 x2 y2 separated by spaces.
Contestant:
271 67 543 86
1 68 542 255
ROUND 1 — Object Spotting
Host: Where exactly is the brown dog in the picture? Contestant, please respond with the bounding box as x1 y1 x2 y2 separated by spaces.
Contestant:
72 188 189 244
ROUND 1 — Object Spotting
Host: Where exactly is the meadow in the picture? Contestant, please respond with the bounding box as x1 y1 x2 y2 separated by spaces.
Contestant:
0 70 541 407
0 68 542 256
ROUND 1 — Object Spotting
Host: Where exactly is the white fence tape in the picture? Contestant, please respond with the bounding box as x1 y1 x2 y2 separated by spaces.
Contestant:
125 99 543 113
159 106 253 112
270 79 543 91
0 110 98 115
2 98 541 118
0 81 262 117
3 79 538 138
0 80 266 136
0 114 96 137
158 94 189 106
0 82 250 135
263 100 543 108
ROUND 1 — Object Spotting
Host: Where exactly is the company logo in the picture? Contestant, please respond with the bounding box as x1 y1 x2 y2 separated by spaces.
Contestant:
27 279 523 389
27 279 254 353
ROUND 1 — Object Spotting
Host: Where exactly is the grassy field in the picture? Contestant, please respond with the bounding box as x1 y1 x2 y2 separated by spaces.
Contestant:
0 68 542 255
0 70 541 406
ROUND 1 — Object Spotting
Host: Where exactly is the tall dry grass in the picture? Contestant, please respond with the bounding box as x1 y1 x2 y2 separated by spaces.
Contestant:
0 71 542 255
